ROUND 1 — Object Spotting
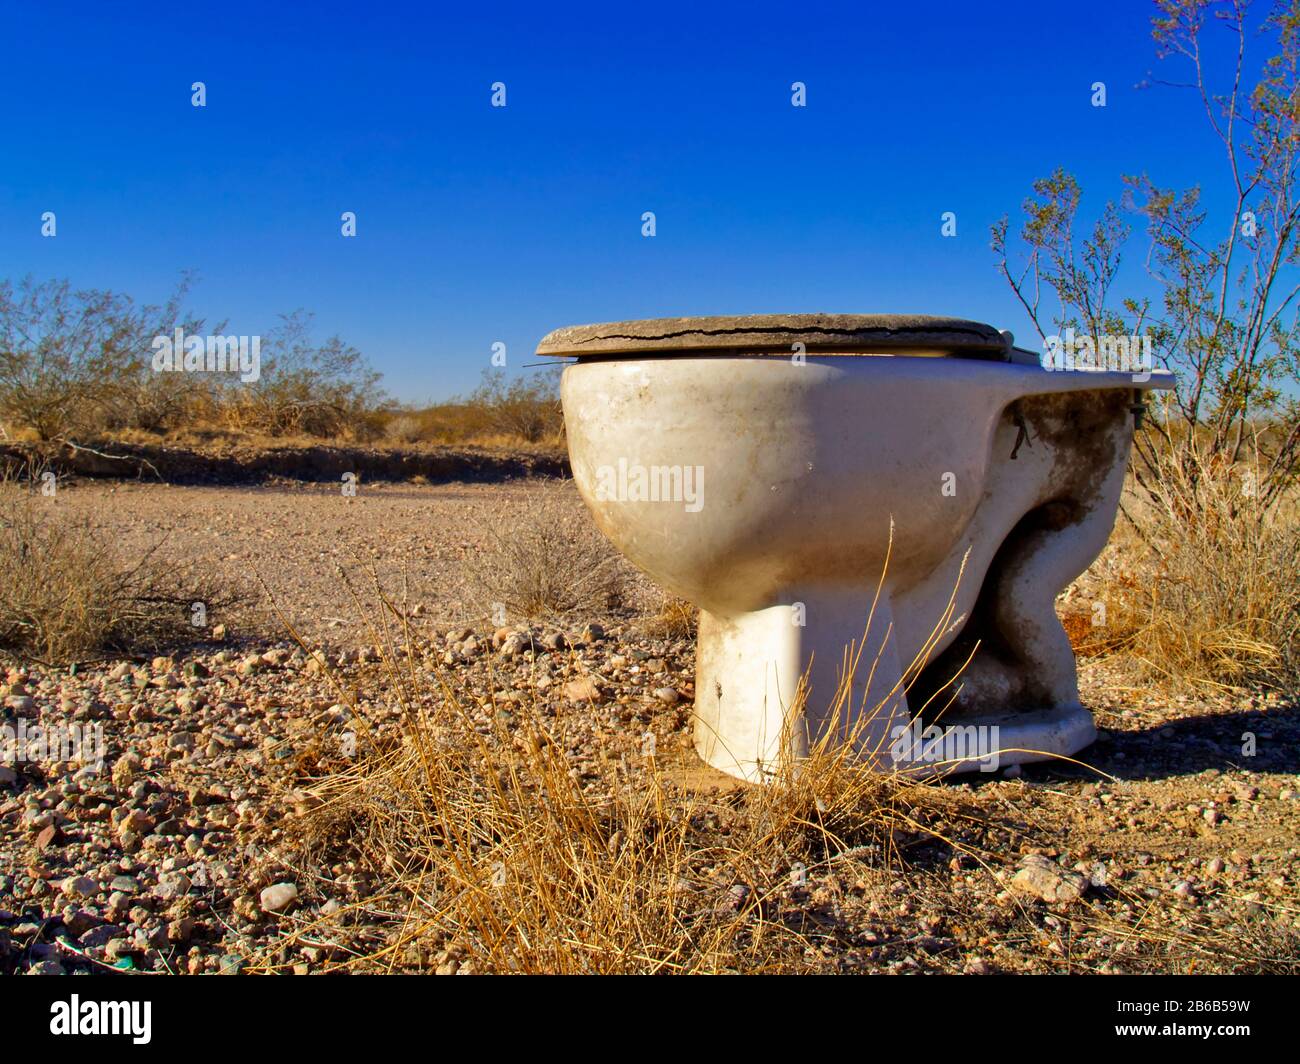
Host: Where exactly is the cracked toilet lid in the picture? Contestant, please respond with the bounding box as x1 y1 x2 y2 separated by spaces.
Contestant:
535 314 1010 359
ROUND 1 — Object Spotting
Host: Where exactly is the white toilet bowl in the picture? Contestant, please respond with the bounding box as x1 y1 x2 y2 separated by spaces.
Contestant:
539 315 1174 782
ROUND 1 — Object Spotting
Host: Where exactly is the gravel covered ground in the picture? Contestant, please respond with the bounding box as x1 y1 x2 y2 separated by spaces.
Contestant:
1 481 1297 974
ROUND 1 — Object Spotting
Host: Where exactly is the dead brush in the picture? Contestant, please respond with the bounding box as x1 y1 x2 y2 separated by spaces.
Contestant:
643 593 698 638
278 683 954 973
459 482 630 621
268 544 1003 974
1072 903 1300 975
0 464 240 663
1089 441 1300 693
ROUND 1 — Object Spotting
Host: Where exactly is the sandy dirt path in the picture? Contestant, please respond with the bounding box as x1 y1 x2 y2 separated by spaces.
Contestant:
50 479 586 645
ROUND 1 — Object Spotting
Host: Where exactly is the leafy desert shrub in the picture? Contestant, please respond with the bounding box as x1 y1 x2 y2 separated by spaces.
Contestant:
384 368 564 448
465 367 563 444
0 276 212 441
218 311 389 440
0 276 394 443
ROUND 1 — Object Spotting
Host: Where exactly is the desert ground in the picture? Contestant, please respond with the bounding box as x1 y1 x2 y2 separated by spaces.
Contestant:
1 477 1297 975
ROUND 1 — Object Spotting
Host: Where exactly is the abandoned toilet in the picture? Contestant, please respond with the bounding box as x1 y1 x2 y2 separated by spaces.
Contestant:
539 315 1174 782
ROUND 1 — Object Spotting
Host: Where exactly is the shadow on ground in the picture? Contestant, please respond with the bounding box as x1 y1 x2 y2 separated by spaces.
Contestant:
1022 700 1300 782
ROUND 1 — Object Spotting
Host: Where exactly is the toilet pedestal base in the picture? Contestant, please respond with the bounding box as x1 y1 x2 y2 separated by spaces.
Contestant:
692 593 909 782
884 704 1097 777
690 596 1097 782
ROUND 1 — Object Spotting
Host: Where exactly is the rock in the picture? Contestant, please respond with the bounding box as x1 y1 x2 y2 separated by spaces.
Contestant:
579 623 606 643
167 917 196 943
135 924 168 950
211 624 227 641
217 954 244 975
541 632 568 651
1009 855 1087 905
105 937 132 961
500 633 530 658
653 687 680 705
562 677 604 704
35 825 61 850
62 875 98 899
77 924 123 949
63 910 102 937
0 765 17 786
116 810 154 839
724 884 750 911
236 655 262 676
153 872 191 901
167 731 196 753
105 893 130 922
111 754 141 790
260 882 299 913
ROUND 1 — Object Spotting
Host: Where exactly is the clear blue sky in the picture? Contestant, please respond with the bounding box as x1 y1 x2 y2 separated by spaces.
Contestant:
0 0 1247 402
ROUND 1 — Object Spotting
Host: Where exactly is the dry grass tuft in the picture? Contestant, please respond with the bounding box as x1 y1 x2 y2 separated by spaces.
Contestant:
277 651 949 974
459 483 628 622
1073 443 1300 694
643 594 698 638
0 465 240 662
268 543 991 974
